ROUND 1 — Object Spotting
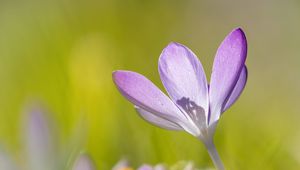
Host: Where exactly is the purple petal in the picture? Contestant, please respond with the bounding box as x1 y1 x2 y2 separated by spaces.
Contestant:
209 28 247 124
113 71 199 135
158 42 209 121
222 66 247 112
113 71 185 122
72 154 95 170
138 165 153 170
24 107 56 170
135 106 182 130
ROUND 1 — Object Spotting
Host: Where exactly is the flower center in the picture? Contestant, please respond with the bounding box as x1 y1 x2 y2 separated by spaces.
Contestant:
176 97 207 130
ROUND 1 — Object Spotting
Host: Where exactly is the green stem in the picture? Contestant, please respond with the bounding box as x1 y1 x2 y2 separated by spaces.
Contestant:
203 138 225 170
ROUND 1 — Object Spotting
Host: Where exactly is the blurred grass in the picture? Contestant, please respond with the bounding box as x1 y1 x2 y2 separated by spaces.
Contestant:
0 0 300 169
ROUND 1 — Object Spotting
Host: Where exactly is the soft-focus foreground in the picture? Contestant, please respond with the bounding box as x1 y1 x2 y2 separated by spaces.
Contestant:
0 104 95 170
1 0 300 169
112 160 212 170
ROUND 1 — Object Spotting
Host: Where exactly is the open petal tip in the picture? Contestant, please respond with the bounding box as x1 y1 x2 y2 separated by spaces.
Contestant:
112 70 137 90
159 42 190 59
112 70 143 102
231 27 246 38
232 27 245 33
209 28 248 124
112 70 126 82
112 70 153 96
112 69 189 128
228 27 247 56
112 70 128 75
166 41 182 47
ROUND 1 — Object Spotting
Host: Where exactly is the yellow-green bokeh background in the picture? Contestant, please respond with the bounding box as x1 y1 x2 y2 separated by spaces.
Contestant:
1 0 300 169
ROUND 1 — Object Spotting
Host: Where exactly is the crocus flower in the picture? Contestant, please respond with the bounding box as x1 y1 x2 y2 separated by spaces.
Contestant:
113 28 248 170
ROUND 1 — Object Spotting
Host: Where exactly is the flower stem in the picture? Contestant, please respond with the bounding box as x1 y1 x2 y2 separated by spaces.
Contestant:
203 139 225 170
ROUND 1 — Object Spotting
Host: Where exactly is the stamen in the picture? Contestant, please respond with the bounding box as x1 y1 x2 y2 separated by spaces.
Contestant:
176 97 206 129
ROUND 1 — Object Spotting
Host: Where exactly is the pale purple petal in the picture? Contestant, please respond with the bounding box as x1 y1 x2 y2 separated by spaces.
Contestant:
113 71 199 135
135 106 182 130
222 66 247 112
72 154 95 170
24 107 56 170
158 43 209 120
209 28 247 124
138 164 153 170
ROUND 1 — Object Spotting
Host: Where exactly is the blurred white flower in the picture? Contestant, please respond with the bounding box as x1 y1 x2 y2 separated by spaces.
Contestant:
0 150 18 170
138 164 167 170
112 160 210 170
72 154 95 170
112 159 131 170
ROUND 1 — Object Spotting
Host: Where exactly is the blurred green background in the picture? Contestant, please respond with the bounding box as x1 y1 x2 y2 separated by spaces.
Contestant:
0 0 300 169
